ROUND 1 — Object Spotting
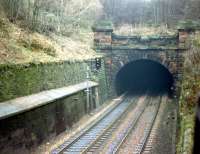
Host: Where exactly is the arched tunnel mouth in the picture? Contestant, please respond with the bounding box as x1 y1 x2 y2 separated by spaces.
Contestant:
115 59 174 96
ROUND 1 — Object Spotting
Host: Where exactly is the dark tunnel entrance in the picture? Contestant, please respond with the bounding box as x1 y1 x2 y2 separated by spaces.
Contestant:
115 60 174 96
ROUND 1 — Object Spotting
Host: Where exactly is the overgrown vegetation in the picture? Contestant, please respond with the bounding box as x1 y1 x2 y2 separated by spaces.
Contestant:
181 33 200 110
0 0 102 36
17 33 56 57
0 0 101 64
177 32 200 154
0 0 200 152
0 0 176 64
101 0 200 26
0 18 98 64
115 25 176 36
1 0 200 64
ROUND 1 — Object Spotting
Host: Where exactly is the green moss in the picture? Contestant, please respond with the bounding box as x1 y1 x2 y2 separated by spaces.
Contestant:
0 18 9 38
192 35 200 48
0 62 84 102
18 38 56 57
93 20 113 28
178 20 200 30
177 112 195 154
92 20 113 32
177 53 198 154
0 60 109 104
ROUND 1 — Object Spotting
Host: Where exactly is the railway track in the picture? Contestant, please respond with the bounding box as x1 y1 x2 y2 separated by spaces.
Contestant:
85 96 149 154
52 95 165 154
115 96 163 154
51 95 141 154
142 96 168 154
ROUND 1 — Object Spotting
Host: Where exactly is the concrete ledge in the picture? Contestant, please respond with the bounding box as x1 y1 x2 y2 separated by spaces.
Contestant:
0 81 98 120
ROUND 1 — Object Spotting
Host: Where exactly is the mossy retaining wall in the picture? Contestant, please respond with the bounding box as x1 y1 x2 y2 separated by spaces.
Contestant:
0 59 109 153
0 60 108 104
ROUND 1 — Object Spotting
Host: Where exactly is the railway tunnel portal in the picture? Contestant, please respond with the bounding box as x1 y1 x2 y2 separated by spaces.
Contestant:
92 24 188 97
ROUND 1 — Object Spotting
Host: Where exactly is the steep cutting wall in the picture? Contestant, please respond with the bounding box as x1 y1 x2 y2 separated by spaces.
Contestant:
0 58 110 153
0 91 88 154
0 60 108 103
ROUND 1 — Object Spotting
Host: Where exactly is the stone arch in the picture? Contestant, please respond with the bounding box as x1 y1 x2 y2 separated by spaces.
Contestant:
113 52 175 75
114 59 175 96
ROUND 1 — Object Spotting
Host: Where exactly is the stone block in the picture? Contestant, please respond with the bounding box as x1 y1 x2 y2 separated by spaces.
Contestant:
179 31 189 43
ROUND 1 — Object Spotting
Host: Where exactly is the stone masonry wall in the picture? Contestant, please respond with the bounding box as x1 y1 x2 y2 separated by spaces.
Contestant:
110 49 184 96
0 60 108 103
93 25 186 97
0 59 110 153
0 91 91 154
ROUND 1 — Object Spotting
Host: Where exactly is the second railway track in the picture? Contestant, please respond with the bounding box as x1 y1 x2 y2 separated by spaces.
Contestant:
115 96 163 154
52 95 166 154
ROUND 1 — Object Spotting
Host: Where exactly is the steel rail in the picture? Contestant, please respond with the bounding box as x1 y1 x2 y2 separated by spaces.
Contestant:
83 96 149 154
112 97 153 154
114 96 161 154
52 94 139 154
137 96 162 154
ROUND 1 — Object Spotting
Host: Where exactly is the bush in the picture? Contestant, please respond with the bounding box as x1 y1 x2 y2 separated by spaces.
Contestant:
0 0 102 37
18 33 56 57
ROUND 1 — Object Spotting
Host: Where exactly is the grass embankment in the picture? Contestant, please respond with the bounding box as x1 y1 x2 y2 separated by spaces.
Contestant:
177 32 200 154
0 17 97 65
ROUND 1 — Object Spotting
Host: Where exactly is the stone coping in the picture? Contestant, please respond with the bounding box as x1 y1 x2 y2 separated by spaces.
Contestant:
0 81 98 120
112 34 178 40
92 27 113 32
94 46 187 50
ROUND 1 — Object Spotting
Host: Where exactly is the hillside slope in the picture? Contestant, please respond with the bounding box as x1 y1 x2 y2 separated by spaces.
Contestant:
0 17 100 65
